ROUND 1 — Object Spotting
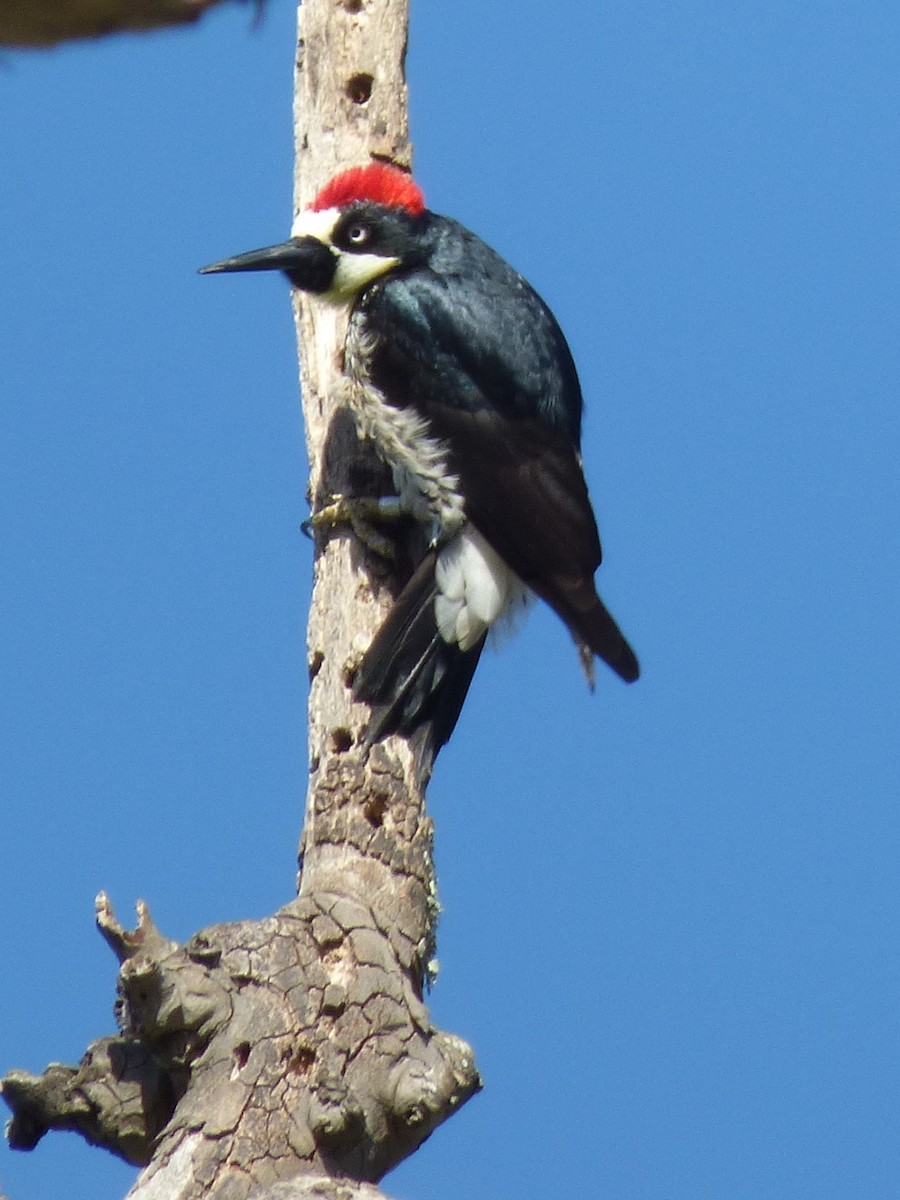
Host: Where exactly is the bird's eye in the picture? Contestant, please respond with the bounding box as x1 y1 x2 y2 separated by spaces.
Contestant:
346 223 370 247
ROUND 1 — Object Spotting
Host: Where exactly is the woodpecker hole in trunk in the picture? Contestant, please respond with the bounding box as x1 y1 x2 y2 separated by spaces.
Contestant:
287 1044 316 1076
363 792 388 828
330 727 353 754
346 73 374 104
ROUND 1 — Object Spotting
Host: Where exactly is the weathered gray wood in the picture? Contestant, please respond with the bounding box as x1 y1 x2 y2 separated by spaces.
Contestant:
292 0 420 865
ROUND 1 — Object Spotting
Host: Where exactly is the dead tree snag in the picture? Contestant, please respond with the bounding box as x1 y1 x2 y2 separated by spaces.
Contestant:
2 1 482 1196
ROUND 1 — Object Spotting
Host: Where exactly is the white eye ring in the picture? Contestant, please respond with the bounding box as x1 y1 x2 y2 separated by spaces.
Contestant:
347 223 369 246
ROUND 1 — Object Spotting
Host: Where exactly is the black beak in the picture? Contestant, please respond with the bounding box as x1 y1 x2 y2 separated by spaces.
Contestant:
199 236 337 294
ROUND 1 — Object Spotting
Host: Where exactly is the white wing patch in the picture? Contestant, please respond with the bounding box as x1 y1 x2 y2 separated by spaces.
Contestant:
435 526 528 651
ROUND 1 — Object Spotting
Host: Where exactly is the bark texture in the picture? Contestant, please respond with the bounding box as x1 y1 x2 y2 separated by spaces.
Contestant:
1 1 482 1196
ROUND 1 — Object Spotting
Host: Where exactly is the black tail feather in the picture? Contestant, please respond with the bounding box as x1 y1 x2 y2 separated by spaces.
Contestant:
354 550 485 779
581 595 640 684
543 573 640 685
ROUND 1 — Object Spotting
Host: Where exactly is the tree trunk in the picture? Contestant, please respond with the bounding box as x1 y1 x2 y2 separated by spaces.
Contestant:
0 2 481 1195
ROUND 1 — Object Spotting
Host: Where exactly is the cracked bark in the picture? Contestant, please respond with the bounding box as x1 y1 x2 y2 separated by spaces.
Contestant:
1 1 482 1196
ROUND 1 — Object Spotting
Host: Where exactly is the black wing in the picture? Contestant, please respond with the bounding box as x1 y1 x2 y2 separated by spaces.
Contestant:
362 223 638 681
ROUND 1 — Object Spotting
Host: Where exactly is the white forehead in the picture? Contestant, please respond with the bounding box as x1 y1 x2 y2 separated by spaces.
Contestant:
290 206 341 241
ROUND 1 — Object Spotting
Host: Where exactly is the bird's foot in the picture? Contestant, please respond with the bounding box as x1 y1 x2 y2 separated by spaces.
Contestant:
304 494 405 560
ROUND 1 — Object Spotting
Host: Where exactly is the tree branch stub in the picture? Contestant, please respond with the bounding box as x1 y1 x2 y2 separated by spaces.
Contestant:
0 0 225 48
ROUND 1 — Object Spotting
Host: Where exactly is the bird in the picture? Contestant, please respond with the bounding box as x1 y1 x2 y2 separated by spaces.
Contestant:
201 162 638 773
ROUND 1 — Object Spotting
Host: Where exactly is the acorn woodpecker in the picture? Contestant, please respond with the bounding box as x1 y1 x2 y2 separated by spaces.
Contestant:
201 163 638 767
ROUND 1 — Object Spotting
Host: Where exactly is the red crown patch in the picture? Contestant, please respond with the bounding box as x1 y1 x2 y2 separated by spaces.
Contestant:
311 163 426 216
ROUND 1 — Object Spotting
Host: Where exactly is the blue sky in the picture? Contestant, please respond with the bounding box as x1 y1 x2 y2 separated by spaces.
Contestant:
2 3 900 1198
